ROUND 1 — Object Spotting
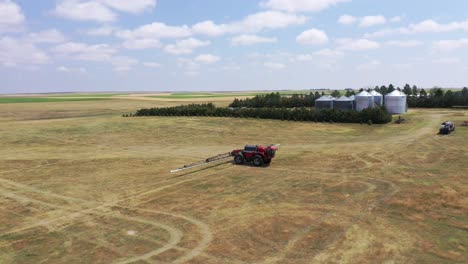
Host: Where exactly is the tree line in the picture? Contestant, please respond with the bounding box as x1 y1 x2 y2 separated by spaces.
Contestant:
132 103 393 124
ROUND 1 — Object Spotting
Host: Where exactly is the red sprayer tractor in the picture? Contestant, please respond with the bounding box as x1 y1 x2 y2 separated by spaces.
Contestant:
170 144 280 173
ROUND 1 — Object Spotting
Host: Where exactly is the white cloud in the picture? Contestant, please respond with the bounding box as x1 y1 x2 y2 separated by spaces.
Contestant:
365 19 468 38
143 62 161 68
0 0 25 32
193 11 307 36
264 62 285 69
390 16 402 23
0 37 49 67
261 0 350 13
164 38 210 55
313 48 344 57
122 38 161 50
296 54 313 61
194 54 220 64
337 38 380 51
386 40 423 48
338 15 356 25
116 22 191 39
97 0 156 14
359 15 386 27
56 66 87 73
28 29 66 44
433 38 468 52
296 28 328 45
53 42 117 61
54 0 117 22
85 26 116 36
231 34 277 46
178 58 200 70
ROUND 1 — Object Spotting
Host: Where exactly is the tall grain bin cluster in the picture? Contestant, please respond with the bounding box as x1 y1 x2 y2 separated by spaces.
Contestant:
314 90 407 114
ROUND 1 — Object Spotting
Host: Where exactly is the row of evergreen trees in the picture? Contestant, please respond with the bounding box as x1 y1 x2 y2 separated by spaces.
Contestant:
229 92 320 108
134 103 393 124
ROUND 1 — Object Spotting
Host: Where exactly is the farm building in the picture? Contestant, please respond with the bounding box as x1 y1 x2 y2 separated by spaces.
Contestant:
333 96 354 111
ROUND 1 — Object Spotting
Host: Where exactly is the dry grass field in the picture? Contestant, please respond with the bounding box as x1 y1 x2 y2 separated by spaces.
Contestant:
0 96 467 264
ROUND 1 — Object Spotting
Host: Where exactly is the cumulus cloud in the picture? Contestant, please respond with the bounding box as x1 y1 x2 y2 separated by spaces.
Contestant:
0 37 49 67
164 38 210 55
122 38 161 50
260 0 350 13
337 38 380 51
365 19 468 38
433 38 468 52
85 26 117 36
97 0 156 14
0 0 25 32
53 41 117 61
231 34 277 46
338 15 356 25
56 66 87 73
313 48 344 57
54 0 157 22
296 28 328 45
27 29 66 44
193 11 307 36
264 62 285 69
359 15 386 27
116 22 191 39
386 40 423 48
194 54 220 64
54 0 117 22
390 16 402 23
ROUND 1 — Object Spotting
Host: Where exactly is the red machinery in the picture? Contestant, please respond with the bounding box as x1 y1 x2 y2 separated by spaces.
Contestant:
170 144 280 173
231 144 279 167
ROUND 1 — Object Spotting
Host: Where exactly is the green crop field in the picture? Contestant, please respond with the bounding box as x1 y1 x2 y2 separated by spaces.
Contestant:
0 95 466 263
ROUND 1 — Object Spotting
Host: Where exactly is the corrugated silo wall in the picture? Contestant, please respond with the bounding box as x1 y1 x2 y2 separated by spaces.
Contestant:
334 101 353 111
385 96 407 114
315 101 333 109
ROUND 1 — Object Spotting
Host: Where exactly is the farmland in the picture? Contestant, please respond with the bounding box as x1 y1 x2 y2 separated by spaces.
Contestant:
0 95 467 263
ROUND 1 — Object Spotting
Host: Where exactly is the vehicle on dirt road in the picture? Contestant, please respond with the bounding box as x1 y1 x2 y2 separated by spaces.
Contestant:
439 121 456 135
231 144 279 167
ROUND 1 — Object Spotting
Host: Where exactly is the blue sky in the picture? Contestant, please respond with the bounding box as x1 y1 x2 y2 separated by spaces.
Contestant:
1 0 468 93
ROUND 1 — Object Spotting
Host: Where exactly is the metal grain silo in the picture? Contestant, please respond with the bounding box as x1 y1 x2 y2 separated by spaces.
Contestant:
355 91 374 112
370 90 383 107
333 96 354 111
315 96 335 109
385 90 407 114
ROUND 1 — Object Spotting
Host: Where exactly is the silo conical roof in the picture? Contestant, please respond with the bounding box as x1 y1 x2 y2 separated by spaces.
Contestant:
335 96 352 101
370 90 382 96
387 90 406 96
356 91 372 97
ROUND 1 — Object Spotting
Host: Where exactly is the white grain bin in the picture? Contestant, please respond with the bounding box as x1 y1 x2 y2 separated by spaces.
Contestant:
315 96 335 109
370 90 383 107
385 90 407 114
333 96 354 111
355 91 374 112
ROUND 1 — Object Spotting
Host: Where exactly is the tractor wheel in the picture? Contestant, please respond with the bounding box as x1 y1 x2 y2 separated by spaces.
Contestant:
234 154 244 165
253 155 264 167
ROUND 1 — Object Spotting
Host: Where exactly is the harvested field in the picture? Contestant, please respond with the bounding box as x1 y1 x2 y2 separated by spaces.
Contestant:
0 97 467 263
